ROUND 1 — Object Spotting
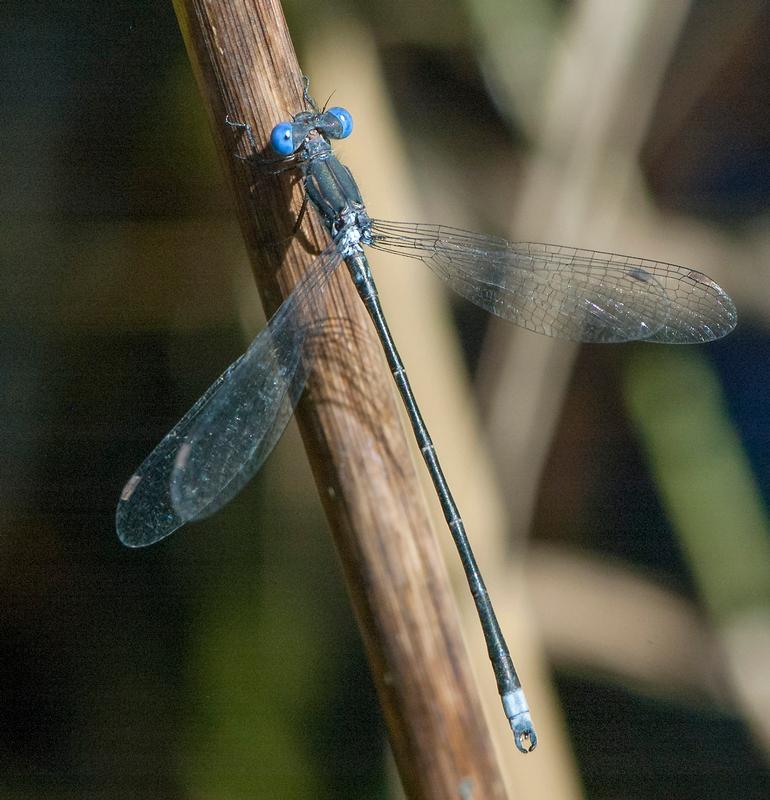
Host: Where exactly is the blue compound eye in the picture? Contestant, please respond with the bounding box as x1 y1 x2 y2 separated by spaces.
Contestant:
326 107 353 139
269 122 295 156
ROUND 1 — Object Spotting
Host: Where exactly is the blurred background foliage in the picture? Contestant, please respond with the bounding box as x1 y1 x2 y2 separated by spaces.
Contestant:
1 0 769 798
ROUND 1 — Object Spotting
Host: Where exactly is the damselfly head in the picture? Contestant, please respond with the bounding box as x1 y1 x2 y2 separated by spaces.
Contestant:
269 107 354 157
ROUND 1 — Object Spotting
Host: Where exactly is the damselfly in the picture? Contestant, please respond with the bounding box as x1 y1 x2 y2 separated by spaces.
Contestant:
117 82 737 753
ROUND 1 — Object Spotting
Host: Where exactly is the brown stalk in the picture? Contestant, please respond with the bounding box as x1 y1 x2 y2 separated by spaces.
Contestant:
171 1 511 796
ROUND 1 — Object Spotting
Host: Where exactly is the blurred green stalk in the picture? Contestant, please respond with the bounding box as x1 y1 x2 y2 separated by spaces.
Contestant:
625 346 770 621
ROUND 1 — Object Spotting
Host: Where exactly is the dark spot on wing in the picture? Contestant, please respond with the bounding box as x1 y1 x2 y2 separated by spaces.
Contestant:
687 269 718 289
628 266 654 283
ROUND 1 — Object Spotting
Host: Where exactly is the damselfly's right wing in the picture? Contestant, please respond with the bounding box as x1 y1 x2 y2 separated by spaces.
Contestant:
116 240 344 547
369 220 736 344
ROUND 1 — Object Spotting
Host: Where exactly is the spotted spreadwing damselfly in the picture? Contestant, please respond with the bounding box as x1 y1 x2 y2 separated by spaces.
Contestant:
117 81 737 752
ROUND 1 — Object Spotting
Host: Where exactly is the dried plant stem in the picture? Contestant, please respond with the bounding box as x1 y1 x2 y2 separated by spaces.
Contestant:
171 1 510 796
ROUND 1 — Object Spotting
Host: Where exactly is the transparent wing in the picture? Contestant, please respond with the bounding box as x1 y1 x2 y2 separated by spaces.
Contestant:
369 220 736 343
116 241 343 547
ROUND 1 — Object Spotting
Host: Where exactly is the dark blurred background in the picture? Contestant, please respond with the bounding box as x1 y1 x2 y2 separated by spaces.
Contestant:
1 1 769 798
